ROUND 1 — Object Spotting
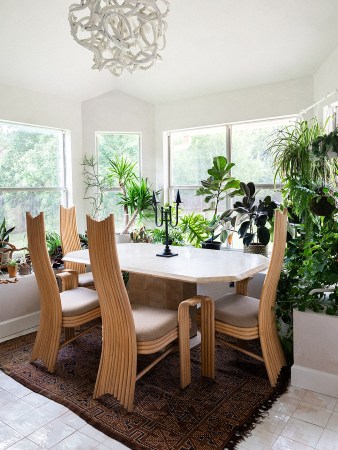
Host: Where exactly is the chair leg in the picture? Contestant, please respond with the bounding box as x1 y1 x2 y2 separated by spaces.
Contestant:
31 319 62 373
179 295 215 388
64 328 75 342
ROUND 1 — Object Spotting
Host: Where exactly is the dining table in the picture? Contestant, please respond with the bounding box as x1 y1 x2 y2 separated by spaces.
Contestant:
63 243 269 335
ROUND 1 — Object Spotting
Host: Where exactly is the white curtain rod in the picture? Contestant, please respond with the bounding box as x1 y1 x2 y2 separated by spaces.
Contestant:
298 88 338 116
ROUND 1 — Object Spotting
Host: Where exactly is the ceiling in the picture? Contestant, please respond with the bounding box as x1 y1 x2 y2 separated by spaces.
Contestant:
1 0 338 104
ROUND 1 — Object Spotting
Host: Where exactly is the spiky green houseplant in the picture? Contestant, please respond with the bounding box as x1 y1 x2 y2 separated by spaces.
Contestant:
106 154 137 228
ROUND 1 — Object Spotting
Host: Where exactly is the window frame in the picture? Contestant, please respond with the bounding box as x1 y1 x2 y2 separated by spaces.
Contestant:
0 120 70 208
167 115 296 213
95 131 142 229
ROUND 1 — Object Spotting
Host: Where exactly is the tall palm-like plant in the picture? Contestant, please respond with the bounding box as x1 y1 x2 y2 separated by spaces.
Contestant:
106 155 137 226
118 178 155 234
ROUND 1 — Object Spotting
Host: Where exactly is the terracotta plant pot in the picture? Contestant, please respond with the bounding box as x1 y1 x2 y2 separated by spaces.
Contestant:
7 264 17 278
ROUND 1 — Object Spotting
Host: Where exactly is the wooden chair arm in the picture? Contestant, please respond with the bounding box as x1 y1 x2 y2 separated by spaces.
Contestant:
56 270 79 292
178 295 215 388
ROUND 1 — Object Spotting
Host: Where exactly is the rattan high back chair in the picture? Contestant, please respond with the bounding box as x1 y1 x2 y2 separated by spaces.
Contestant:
26 212 101 373
213 209 288 386
60 205 94 288
86 214 215 411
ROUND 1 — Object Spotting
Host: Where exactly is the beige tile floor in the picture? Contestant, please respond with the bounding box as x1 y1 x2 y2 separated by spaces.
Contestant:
1 369 338 450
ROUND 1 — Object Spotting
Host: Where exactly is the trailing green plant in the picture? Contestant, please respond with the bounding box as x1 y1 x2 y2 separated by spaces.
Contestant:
268 119 338 232
196 155 241 242
0 218 15 247
310 127 338 158
275 212 338 364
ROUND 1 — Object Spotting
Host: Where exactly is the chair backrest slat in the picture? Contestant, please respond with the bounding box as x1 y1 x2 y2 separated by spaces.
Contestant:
26 212 62 318
87 214 137 408
60 206 85 274
258 209 288 321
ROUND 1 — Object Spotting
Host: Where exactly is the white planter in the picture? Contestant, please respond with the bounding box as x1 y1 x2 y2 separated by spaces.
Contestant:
0 274 40 342
291 309 338 397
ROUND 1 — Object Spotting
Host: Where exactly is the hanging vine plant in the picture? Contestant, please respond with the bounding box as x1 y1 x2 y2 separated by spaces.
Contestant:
310 127 338 158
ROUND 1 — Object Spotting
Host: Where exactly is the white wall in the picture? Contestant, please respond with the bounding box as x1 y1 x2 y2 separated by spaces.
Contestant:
155 77 314 190
0 83 84 227
82 89 155 179
314 45 338 103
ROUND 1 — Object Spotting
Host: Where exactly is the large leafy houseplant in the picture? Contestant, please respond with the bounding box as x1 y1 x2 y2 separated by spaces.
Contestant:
196 155 241 247
268 118 338 228
267 118 338 363
231 182 278 251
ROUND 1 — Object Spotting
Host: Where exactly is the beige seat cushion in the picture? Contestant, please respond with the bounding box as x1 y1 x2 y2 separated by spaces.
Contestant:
78 272 95 287
61 287 99 317
214 293 259 328
132 304 178 342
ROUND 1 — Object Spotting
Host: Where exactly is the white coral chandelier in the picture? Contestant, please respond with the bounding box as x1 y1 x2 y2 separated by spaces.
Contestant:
69 0 170 77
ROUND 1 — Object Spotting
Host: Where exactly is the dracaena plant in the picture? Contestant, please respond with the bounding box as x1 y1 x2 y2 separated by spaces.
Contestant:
196 155 241 242
233 182 278 247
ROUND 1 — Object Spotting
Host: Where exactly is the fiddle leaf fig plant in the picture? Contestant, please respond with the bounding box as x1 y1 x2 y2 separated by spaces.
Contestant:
196 155 241 242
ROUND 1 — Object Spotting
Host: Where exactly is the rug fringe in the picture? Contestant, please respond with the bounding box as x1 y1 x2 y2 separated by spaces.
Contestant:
224 366 290 449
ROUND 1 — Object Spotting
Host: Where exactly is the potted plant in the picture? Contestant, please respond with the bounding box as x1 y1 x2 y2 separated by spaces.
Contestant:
232 182 278 257
7 259 18 278
268 118 337 229
117 177 156 235
0 218 15 268
106 154 137 233
196 155 241 250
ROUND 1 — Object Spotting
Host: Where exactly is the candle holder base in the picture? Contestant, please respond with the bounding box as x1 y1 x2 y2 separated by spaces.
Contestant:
156 248 178 258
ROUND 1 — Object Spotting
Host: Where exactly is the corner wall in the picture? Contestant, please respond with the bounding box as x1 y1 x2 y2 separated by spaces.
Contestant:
82 90 156 179
314 45 338 103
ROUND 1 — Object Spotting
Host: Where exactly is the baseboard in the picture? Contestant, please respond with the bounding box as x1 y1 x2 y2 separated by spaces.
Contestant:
291 364 338 398
0 311 40 343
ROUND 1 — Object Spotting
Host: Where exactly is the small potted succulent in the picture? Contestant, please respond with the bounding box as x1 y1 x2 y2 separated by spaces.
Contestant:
7 259 18 278
232 182 278 257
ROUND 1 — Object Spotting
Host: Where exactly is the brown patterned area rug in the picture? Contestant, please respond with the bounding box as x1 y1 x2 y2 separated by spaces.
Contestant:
0 328 289 450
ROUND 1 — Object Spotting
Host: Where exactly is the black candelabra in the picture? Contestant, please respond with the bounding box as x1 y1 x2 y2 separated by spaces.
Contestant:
152 190 182 257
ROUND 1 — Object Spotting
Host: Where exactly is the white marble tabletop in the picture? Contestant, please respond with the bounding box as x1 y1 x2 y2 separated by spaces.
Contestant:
63 243 268 284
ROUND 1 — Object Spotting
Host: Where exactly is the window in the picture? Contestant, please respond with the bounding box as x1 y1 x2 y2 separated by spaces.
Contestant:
168 117 295 215
96 132 141 231
169 126 228 213
0 121 69 247
323 101 338 132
